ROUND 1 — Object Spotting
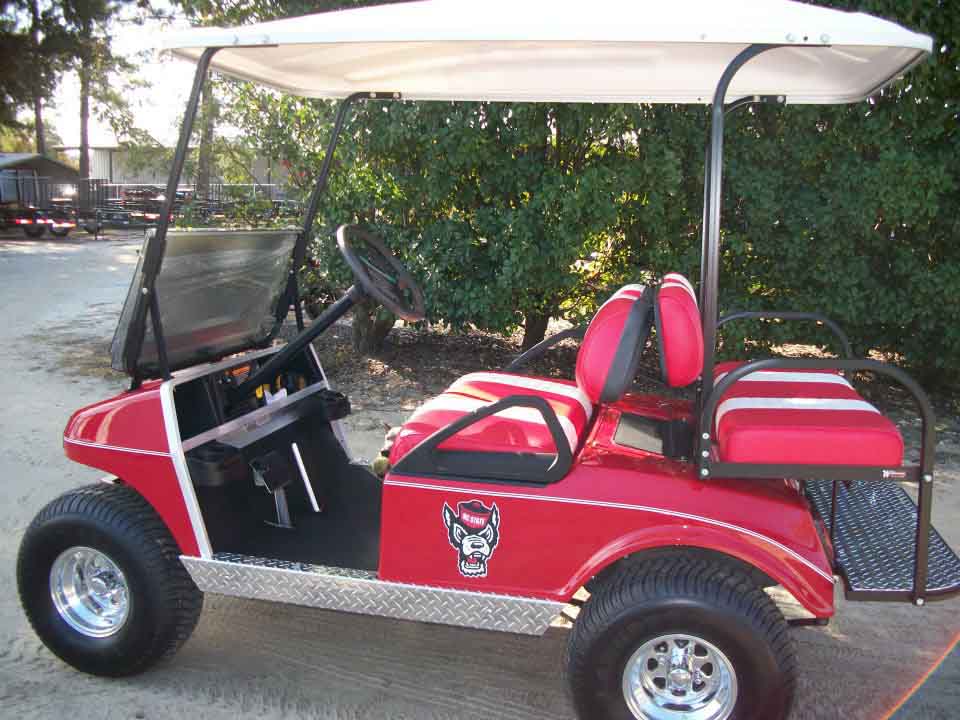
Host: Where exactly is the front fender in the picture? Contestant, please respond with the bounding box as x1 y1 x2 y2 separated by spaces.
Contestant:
63 381 202 556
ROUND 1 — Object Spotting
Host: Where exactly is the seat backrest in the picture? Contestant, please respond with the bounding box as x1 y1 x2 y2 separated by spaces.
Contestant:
575 285 652 404
655 272 703 388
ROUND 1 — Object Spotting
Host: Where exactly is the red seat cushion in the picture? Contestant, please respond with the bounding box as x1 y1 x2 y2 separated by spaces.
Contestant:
713 362 904 466
389 372 592 464
657 273 704 388
575 285 650 403
390 283 649 464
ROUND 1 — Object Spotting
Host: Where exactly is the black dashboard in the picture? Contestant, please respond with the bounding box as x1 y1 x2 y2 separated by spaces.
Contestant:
173 350 320 442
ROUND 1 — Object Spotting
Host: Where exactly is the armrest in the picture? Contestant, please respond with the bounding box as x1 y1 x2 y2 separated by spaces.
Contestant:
717 310 853 358
391 394 574 484
505 325 586 372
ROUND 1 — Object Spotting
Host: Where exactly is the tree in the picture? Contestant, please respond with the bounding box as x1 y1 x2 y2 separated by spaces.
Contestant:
0 0 70 150
0 13 34 127
683 0 960 386
224 84 681 349
58 0 152 196
171 1 382 198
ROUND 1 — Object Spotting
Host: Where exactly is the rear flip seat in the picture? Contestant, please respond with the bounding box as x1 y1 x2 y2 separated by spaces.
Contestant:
713 361 903 466
655 271 904 468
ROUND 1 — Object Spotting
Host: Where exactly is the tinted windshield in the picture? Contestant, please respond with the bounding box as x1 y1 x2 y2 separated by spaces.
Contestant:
111 229 298 377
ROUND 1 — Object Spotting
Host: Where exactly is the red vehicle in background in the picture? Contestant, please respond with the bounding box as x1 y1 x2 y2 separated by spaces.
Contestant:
15 3 960 719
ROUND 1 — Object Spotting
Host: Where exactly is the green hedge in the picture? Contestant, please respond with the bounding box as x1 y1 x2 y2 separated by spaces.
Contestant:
223 1 958 385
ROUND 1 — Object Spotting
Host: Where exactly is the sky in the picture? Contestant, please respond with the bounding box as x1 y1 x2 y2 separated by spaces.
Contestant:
49 5 197 148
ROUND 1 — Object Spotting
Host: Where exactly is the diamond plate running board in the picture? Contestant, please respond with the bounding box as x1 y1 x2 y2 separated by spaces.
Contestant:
181 553 563 635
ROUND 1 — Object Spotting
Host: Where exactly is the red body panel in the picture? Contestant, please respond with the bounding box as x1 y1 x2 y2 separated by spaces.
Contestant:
63 381 201 556
60 373 834 616
381 393 835 617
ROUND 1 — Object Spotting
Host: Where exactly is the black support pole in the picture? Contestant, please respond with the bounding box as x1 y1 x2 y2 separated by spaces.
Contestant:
125 47 220 380
698 137 712 310
697 45 778 439
152 47 220 274
299 92 370 248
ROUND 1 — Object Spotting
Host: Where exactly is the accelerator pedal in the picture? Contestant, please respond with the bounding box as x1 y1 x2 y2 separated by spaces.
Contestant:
251 451 295 529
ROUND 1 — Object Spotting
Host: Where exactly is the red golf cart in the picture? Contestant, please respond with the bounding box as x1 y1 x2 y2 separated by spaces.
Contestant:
16 2 960 719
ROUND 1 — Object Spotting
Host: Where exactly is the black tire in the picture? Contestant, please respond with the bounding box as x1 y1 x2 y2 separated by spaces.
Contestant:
565 553 797 720
23 223 46 238
17 483 203 677
49 225 71 238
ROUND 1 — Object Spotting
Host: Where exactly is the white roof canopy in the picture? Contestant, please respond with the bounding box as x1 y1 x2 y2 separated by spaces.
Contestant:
163 0 932 104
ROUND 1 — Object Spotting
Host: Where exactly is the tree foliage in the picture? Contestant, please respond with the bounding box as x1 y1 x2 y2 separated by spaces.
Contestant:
0 0 72 137
1 0 154 162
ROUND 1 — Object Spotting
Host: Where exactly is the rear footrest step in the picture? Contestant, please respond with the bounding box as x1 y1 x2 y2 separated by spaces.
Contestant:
806 480 960 598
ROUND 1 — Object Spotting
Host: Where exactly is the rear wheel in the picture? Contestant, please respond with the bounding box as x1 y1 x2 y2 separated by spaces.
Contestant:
49 225 71 237
23 223 45 238
17 483 203 677
565 553 796 720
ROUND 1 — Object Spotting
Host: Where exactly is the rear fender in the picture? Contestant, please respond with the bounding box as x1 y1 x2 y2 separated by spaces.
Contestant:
568 525 836 617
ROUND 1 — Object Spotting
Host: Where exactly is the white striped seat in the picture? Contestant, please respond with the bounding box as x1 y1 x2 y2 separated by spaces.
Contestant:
713 362 903 466
389 372 592 463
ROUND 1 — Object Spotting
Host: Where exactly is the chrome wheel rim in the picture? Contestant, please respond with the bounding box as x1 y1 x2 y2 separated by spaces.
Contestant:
622 633 738 720
49 546 130 638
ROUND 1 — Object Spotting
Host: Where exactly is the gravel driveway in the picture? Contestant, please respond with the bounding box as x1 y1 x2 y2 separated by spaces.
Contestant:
0 233 956 719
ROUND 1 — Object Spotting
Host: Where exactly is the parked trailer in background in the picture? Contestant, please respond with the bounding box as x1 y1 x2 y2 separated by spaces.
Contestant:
76 182 298 235
0 203 78 238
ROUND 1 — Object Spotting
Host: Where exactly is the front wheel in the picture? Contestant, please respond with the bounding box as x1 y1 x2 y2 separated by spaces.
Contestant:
17 483 203 677
565 554 797 720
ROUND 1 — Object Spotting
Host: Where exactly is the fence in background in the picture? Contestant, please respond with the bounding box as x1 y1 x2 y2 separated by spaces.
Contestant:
2 176 292 212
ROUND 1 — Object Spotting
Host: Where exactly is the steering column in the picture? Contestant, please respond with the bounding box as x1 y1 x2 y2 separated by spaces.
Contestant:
233 224 426 400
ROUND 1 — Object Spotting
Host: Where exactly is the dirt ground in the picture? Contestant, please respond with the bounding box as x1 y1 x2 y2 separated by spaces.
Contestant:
0 231 957 719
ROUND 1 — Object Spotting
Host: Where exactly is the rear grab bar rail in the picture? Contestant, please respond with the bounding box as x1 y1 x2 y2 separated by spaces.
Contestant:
717 310 853 359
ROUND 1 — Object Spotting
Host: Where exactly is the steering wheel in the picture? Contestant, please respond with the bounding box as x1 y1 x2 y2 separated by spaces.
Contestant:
336 225 426 322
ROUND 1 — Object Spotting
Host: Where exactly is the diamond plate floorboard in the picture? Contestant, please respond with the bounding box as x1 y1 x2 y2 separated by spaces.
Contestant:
807 480 960 594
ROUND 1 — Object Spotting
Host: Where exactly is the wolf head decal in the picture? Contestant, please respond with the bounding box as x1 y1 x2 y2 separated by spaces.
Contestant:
442 500 501 577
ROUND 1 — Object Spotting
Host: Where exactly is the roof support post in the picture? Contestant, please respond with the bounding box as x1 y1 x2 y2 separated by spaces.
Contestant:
289 91 400 331
152 47 220 273
698 45 778 424
125 47 220 383
698 137 712 310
